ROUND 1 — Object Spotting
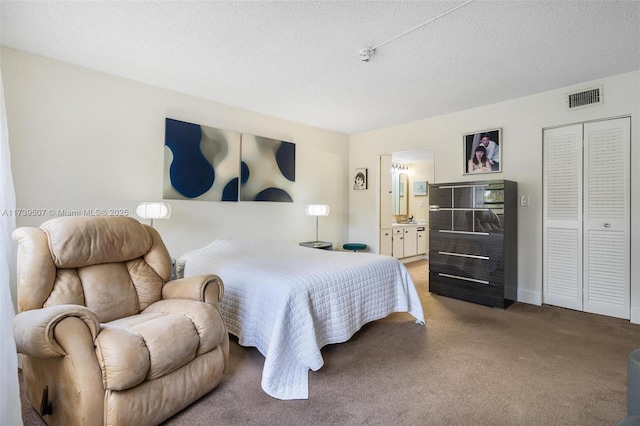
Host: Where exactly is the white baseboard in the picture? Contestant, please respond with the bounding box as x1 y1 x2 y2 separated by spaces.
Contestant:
516 288 542 306
399 254 428 264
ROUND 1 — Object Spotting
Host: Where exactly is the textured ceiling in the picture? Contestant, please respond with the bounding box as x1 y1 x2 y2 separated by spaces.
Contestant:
1 1 639 135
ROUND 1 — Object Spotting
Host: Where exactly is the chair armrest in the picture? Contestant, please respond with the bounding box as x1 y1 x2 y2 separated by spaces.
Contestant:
162 275 224 305
13 304 100 358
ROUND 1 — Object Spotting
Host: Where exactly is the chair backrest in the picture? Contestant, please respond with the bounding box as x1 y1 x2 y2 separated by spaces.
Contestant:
13 216 172 322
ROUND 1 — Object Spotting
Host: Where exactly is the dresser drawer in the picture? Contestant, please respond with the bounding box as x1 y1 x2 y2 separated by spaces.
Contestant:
429 271 506 308
429 251 504 284
430 231 503 258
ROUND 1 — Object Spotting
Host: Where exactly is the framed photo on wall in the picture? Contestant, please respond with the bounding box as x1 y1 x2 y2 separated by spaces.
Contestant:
353 168 368 190
464 128 502 174
413 180 428 196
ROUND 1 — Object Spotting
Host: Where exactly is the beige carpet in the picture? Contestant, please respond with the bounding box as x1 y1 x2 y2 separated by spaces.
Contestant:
20 260 640 425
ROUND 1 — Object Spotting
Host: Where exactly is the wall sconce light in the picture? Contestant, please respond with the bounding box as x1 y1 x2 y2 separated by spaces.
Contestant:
305 204 330 242
134 201 171 227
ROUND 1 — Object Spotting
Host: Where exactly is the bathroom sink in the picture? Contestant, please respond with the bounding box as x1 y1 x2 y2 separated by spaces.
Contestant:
392 220 426 226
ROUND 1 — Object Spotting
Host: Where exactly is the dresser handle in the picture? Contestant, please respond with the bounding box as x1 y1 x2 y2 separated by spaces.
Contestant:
438 230 490 236
438 273 490 285
439 251 489 260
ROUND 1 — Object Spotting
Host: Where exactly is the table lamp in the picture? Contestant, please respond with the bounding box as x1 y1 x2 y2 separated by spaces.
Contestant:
305 204 330 242
134 201 171 227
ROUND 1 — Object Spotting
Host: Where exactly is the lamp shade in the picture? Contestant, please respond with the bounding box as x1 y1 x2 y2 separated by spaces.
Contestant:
135 201 171 220
305 204 330 217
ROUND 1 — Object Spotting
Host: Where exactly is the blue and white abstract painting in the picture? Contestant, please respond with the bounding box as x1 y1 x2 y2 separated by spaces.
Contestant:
164 118 241 201
240 134 295 202
163 118 295 202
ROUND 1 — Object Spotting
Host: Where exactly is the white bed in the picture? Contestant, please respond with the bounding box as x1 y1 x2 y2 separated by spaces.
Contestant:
179 239 425 400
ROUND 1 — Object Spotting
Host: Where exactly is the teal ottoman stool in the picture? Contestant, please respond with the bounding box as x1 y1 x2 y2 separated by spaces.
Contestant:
343 243 368 252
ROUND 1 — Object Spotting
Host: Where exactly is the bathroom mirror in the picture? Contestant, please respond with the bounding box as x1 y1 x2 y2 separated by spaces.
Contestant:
391 173 408 215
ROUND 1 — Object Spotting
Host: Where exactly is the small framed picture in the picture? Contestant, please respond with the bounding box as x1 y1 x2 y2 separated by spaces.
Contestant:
413 180 428 196
464 128 502 174
353 168 368 190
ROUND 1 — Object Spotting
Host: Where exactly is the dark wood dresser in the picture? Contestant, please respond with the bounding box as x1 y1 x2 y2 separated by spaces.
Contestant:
428 180 517 308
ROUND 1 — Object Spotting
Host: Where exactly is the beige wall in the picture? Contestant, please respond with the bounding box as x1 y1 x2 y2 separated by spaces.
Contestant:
1 47 350 261
349 70 640 320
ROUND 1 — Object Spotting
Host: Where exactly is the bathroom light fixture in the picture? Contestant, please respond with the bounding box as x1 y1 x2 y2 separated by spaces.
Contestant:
392 162 409 171
305 204 330 242
134 201 171 227
358 0 475 62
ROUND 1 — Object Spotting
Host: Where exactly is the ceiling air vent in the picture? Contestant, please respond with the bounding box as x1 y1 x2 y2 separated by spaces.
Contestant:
566 86 603 110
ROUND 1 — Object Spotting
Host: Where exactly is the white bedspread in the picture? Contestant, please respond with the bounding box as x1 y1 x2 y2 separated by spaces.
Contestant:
179 239 425 400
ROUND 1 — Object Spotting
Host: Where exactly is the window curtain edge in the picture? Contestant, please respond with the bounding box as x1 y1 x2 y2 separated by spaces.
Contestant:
0 67 24 425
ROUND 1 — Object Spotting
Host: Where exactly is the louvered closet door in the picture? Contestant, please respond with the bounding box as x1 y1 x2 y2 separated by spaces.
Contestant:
543 118 630 319
543 124 583 311
583 117 630 319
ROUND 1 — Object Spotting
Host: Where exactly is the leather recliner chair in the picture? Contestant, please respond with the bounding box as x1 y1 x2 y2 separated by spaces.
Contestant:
12 216 229 426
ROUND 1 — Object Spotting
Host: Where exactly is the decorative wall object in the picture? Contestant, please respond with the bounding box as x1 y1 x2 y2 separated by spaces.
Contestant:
353 168 368 190
464 128 502 174
413 180 428 196
164 119 296 202
164 118 240 201
240 134 295 202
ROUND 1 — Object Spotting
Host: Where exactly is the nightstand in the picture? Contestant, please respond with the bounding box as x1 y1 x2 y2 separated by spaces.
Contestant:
299 241 333 250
